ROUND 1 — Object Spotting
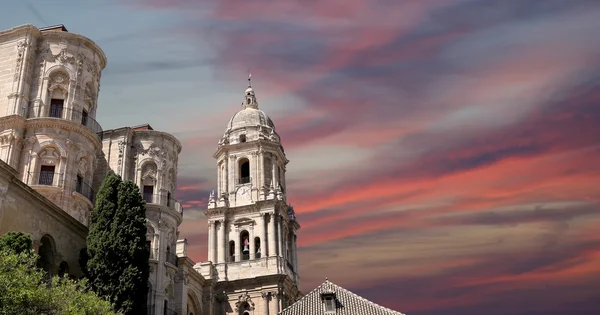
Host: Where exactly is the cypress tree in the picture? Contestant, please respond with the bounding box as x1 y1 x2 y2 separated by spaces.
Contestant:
86 171 149 315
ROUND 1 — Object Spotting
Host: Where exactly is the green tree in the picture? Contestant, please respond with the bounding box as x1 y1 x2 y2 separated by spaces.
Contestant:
0 248 117 315
0 231 32 254
86 171 149 315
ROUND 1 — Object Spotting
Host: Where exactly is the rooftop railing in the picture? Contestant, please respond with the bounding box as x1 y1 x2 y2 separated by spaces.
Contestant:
143 193 183 215
74 180 95 203
26 171 64 187
166 252 178 267
29 105 103 136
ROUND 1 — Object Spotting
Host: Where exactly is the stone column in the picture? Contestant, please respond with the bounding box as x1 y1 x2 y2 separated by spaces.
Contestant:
272 159 278 189
216 162 221 196
207 221 214 263
249 225 256 260
268 213 276 257
277 215 283 257
274 292 281 314
261 292 270 315
261 214 267 258
212 221 218 263
225 156 229 195
234 228 241 262
228 155 235 196
218 220 226 263
293 234 298 272
259 149 264 194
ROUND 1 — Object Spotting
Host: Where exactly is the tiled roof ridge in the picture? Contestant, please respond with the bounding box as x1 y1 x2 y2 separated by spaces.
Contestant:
279 278 406 315
279 278 329 313
326 280 406 315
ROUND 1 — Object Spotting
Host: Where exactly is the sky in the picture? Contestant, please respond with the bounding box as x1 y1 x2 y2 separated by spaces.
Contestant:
2 0 600 314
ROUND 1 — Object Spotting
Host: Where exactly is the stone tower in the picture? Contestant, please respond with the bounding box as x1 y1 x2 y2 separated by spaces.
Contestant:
199 79 301 315
0 24 106 226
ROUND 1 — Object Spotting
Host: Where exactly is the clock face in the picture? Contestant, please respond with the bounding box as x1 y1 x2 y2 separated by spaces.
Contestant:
237 186 251 201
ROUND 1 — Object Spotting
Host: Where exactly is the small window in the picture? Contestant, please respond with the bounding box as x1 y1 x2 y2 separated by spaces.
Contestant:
239 159 250 184
81 110 88 126
39 165 55 185
50 99 64 118
76 174 83 194
239 134 246 143
325 296 335 312
143 185 154 203
247 97 252 104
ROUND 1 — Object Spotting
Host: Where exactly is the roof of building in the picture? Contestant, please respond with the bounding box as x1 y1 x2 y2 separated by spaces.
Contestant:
39 24 69 32
280 279 406 315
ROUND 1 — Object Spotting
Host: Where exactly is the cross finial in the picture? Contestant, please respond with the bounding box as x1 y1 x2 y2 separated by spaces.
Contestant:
248 70 252 87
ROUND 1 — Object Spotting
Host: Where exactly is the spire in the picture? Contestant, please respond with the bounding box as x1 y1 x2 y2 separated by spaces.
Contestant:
243 73 258 110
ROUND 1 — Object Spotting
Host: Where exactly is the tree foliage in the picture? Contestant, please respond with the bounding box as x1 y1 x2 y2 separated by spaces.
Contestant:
0 231 32 254
0 247 117 315
86 171 149 315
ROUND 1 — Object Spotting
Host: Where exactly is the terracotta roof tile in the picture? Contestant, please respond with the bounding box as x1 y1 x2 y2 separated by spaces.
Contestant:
280 279 406 315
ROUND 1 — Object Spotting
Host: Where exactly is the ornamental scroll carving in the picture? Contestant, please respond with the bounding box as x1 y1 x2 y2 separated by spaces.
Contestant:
14 40 29 81
77 53 86 76
235 292 255 311
48 72 69 93
117 141 126 175
142 163 157 180
54 48 75 65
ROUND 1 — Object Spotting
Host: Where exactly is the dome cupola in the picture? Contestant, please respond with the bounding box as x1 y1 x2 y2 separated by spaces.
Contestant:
219 76 280 146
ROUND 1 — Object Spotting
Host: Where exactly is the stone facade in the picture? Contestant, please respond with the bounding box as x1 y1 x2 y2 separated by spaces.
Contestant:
96 124 187 315
0 158 87 278
1 24 312 315
196 82 302 315
0 24 106 226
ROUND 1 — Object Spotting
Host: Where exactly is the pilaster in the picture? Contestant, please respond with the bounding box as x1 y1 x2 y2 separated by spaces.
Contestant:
268 213 276 257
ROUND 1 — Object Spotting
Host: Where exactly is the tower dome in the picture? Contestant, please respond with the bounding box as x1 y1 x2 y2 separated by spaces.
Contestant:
219 79 280 145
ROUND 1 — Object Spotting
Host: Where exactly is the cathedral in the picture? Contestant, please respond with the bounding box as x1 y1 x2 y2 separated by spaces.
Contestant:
0 24 405 315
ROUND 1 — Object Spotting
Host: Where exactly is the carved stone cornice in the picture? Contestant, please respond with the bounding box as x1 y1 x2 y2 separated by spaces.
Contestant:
24 119 102 149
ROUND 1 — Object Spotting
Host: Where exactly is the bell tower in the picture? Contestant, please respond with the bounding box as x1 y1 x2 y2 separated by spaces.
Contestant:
198 78 301 315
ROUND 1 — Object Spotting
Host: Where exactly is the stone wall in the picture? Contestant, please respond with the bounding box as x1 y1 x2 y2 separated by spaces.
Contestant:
0 159 87 278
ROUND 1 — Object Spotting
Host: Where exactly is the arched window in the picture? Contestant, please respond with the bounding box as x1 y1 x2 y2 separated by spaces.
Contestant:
229 240 236 262
37 235 56 279
240 231 250 260
239 134 246 143
239 158 250 184
254 237 261 258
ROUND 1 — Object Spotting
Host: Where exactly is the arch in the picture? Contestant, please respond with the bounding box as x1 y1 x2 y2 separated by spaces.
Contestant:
187 291 201 315
238 158 250 184
37 234 56 278
46 67 71 96
238 302 251 315
141 160 158 202
254 237 261 258
240 230 250 260
229 240 236 262
36 140 67 158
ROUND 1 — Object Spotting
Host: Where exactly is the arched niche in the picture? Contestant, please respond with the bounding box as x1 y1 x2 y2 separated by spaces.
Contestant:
141 160 158 202
37 234 56 278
